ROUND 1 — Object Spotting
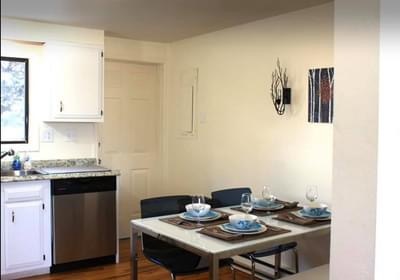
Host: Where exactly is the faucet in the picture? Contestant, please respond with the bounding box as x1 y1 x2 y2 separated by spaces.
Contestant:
1 149 15 159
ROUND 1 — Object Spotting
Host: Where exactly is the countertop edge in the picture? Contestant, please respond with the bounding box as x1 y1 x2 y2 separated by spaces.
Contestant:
1 170 121 183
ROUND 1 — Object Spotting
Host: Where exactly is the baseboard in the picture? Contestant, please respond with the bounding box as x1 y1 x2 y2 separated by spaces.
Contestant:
1 267 50 280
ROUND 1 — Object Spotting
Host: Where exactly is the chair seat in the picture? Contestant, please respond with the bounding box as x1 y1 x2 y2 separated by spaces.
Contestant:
143 247 201 275
144 247 233 276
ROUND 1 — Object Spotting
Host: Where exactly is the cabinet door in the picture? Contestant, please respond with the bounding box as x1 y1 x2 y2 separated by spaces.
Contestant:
46 42 104 121
4 201 45 271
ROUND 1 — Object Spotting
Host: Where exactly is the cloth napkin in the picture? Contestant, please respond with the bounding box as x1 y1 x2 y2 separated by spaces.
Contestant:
275 213 330 226
275 199 299 209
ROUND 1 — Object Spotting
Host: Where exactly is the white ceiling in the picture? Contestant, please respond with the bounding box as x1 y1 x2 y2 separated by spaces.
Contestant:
1 0 332 42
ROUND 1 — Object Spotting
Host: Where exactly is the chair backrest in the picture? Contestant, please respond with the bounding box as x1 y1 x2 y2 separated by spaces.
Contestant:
140 195 193 250
141 195 192 218
211 187 252 207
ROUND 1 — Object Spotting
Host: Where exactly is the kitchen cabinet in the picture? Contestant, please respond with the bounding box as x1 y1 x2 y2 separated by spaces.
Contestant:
1 180 51 278
44 42 104 122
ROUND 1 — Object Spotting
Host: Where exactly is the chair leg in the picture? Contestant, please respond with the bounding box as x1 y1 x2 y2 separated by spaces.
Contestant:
230 265 236 280
251 258 256 280
274 252 282 279
293 248 299 273
170 272 176 280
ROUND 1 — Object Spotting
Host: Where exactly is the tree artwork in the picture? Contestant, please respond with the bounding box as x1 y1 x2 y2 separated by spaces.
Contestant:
308 68 334 123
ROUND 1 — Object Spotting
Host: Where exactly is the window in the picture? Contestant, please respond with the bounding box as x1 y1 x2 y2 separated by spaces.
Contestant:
1 56 29 144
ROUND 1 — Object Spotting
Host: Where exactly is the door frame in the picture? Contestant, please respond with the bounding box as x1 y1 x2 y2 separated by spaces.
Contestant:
96 58 168 224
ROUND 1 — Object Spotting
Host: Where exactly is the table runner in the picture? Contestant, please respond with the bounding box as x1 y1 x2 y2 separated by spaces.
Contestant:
273 212 331 227
159 210 230 229
199 222 290 243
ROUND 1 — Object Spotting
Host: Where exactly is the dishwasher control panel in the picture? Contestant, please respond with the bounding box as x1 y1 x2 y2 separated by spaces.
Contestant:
52 176 116 195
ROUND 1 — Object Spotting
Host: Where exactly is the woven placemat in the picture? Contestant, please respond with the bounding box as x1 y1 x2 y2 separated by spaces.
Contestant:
231 199 302 217
198 222 290 243
159 210 230 229
273 212 331 227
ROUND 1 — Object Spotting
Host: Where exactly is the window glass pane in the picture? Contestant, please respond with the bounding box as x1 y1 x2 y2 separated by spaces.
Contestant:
1 57 28 143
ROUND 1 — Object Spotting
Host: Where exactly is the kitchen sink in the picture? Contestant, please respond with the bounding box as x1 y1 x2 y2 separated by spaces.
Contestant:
1 170 44 177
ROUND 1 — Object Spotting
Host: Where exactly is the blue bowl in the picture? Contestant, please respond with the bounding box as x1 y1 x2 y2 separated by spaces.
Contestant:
303 203 328 216
253 198 276 207
229 214 257 230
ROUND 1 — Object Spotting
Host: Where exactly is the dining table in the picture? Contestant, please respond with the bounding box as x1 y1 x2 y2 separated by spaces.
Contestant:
130 206 330 280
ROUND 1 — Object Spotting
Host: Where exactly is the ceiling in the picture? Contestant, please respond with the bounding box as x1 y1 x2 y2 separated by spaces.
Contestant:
1 0 332 42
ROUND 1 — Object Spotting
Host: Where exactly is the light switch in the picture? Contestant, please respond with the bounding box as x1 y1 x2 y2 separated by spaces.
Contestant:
41 128 54 143
199 112 207 124
65 129 77 142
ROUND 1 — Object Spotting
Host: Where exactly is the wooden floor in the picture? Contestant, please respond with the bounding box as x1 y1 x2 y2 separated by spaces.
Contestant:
24 239 252 280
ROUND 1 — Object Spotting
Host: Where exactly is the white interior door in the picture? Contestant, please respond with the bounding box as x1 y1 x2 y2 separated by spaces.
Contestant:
98 60 161 238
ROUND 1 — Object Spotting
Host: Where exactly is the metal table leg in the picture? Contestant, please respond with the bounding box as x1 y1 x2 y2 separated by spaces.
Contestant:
209 254 219 280
131 225 139 280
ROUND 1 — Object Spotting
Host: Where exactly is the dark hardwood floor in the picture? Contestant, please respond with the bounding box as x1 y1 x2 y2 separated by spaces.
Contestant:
23 239 251 280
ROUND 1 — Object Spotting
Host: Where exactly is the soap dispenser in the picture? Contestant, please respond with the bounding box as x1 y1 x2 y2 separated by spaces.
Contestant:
12 154 22 170
23 154 32 170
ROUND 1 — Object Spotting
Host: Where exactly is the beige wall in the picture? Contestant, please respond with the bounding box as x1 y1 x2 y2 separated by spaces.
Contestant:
165 4 334 205
104 37 167 64
331 0 400 279
330 0 379 279
1 18 104 45
375 1 400 278
163 4 334 269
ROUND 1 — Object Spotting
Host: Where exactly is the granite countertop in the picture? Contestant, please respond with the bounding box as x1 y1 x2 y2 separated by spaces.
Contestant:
1 158 120 183
1 170 120 183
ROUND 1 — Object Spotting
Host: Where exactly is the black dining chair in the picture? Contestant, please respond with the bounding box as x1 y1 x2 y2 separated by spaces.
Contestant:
140 195 233 280
211 187 299 279
211 187 252 207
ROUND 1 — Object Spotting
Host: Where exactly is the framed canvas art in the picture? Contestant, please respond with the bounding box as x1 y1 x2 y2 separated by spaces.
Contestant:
308 67 334 123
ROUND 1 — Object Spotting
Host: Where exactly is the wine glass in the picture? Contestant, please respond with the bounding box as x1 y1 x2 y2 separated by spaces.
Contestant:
306 186 318 204
191 195 205 225
241 193 253 216
262 186 276 202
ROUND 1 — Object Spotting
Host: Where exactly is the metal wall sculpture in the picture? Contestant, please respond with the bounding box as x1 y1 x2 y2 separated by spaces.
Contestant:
270 59 291 115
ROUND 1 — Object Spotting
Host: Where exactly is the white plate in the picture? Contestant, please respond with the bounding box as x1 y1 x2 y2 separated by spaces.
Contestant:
179 210 222 222
253 203 284 211
296 210 331 220
219 223 267 235
223 222 262 232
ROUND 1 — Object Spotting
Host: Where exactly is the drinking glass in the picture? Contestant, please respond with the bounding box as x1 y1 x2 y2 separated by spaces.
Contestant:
241 193 253 216
262 186 276 202
191 195 205 225
306 186 318 203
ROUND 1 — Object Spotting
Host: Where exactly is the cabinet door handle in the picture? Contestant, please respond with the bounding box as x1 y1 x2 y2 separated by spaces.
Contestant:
60 101 63 112
12 211 15 223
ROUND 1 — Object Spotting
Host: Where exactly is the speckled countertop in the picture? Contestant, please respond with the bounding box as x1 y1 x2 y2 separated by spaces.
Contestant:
1 158 120 183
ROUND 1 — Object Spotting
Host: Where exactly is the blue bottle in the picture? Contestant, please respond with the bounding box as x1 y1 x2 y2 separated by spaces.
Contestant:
12 155 22 170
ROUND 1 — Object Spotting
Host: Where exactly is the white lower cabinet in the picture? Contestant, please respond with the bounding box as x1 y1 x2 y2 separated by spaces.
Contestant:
1 180 51 279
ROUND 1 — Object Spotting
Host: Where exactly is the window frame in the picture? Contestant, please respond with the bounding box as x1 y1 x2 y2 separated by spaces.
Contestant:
1 56 29 144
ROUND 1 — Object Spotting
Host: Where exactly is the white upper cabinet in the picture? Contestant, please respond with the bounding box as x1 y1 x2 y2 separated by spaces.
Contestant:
44 42 104 122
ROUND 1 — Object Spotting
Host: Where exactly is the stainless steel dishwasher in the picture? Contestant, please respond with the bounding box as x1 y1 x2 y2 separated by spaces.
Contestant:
51 176 116 272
